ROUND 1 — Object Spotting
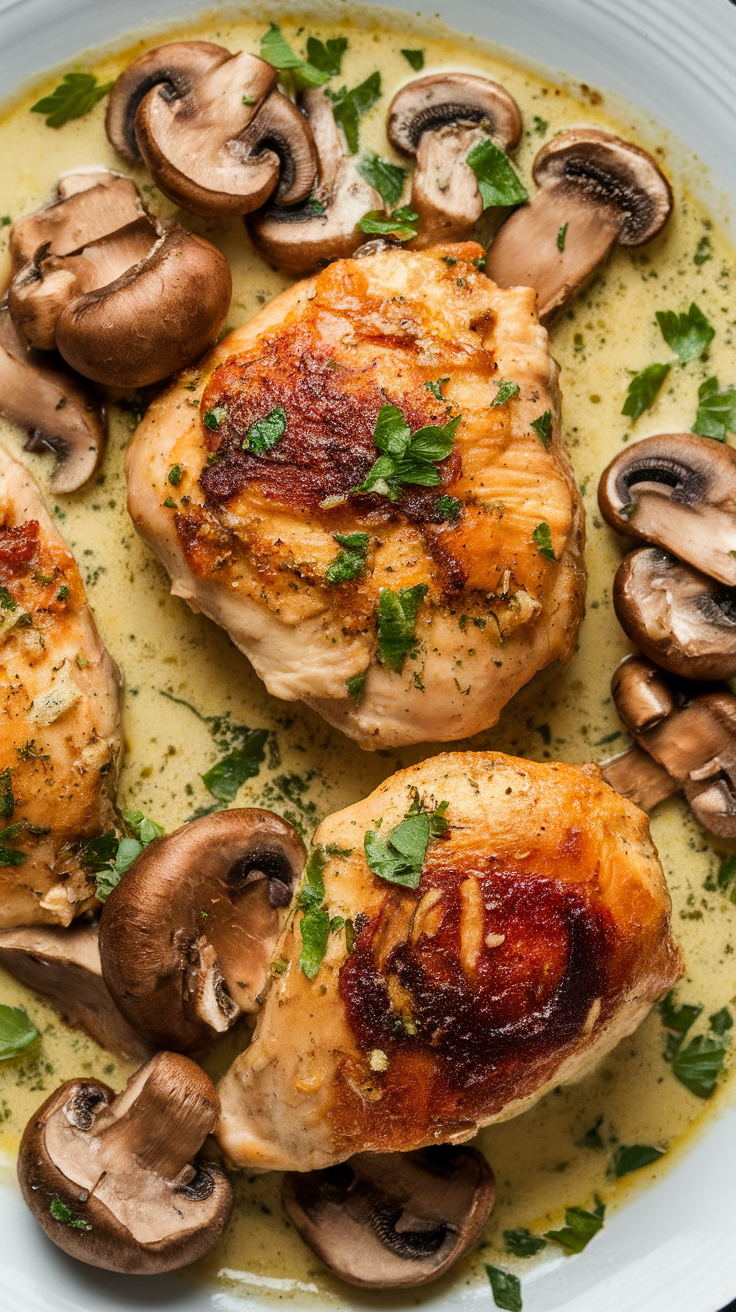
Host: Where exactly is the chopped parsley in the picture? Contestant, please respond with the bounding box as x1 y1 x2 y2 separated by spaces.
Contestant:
544 1198 605 1253
485 1265 522 1312
613 1144 665 1177
57 585 69 601
31 72 112 127
306 34 348 77
400 48 425 70
167 464 183 485
356 150 406 207
364 791 448 889
425 377 450 402
694 235 712 265
260 23 331 89
0 821 29 868
296 846 347 979
49 1196 91 1230
530 410 553 447
203 406 228 430
436 494 462 521
326 71 381 153
352 403 460 501
659 990 731 1098
243 405 287 455
325 532 369 585
491 380 520 409
346 669 368 701
163 497 177 509
656 302 714 363
466 137 528 209
621 362 670 421
692 375 736 442
358 205 418 241
201 730 269 802
504 1227 547 1257
557 221 568 251
82 808 164 902
0 768 13 819
376 583 428 672
0 1004 39 1060
0 585 16 611
533 115 548 135
532 521 555 560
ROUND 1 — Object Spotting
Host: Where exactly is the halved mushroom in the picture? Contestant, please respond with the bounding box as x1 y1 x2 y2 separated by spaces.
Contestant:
611 654 675 735
105 41 232 164
282 1146 495 1288
486 130 672 320
614 546 736 681
8 171 142 272
0 301 105 492
122 47 317 216
599 433 736 587
98 809 304 1051
17 1051 232 1273
600 744 678 811
0 924 152 1062
387 73 522 248
248 88 382 274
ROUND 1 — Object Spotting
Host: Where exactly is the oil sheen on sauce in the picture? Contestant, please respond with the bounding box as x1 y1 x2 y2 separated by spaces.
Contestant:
1 4 735 1301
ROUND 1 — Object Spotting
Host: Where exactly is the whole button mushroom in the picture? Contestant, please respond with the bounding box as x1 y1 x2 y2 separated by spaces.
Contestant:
107 42 318 217
17 1051 233 1274
248 88 383 274
387 73 522 248
282 1146 495 1288
98 809 305 1051
486 129 672 320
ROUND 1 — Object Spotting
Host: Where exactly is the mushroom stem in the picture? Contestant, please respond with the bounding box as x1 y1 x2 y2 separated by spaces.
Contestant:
600 745 678 811
612 655 675 734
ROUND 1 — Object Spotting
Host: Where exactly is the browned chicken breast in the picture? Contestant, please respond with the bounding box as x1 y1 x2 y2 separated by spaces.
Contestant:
0 443 121 927
126 243 584 749
217 752 681 1172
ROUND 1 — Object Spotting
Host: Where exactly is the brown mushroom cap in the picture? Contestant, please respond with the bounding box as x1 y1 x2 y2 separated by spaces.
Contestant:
0 924 152 1063
17 1051 232 1274
132 50 317 217
98 808 305 1051
611 654 675 735
53 227 232 388
600 744 678 812
283 1146 495 1288
614 546 736 681
387 73 522 249
0 301 105 492
599 433 736 587
486 129 672 319
105 41 231 164
248 88 382 275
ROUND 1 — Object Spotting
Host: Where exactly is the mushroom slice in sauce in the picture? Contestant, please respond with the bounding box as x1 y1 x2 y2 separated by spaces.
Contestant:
98 809 305 1051
614 546 736 681
282 1146 495 1288
611 654 676 736
0 924 152 1063
486 130 672 320
105 40 232 164
8 171 142 272
0 302 105 492
127 47 317 216
600 744 678 812
387 73 522 248
17 1051 232 1274
248 88 382 275
598 432 736 587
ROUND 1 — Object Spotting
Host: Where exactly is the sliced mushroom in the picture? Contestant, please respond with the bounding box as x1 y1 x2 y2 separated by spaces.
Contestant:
614 546 736 681
599 433 736 587
600 744 678 811
0 301 105 492
105 41 232 164
486 130 672 320
17 1051 232 1273
8 172 142 272
248 88 382 274
124 47 317 216
98 809 304 1051
611 654 675 735
0 924 152 1062
387 73 522 248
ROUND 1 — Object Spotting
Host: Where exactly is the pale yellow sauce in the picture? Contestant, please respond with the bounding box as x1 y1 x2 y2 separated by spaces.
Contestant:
0 4 735 1301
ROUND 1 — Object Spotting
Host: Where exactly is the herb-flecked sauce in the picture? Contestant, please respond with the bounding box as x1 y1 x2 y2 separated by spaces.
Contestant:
1 3 735 1301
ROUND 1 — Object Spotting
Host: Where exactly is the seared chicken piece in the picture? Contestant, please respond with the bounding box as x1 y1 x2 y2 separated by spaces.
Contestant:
127 243 584 749
217 752 681 1172
0 443 121 927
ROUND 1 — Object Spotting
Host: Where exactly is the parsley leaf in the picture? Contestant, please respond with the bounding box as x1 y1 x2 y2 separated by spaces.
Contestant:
532 521 555 560
425 378 450 402
694 235 712 266
306 35 348 77
260 23 329 89
710 1007 733 1036
0 768 14 819
466 137 528 209
203 406 228 430
436 494 462 521
659 991 702 1035
533 115 548 135
544 1199 605 1253
346 669 368 701
297 846 343 979
168 464 183 485
0 820 28 868
0 1004 39 1060
243 405 287 455
31 72 112 128
376 584 428 672
692 375 736 442
353 403 460 500
671 1032 729 1098
557 221 568 251
613 1144 664 1177
357 150 406 207
656 303 714 363
325 532 369 585
504 1227 547 1257
621 362 670 420
201 729 269 802
531 410 553 447
83 809 164 901
0 585 16 612
327 71 381 153
123 807 165 847
492 380 520 409
400 49 425 70
358 206 418 240
364 796 448 890
50 1196 92 1230
485 1265 522 1312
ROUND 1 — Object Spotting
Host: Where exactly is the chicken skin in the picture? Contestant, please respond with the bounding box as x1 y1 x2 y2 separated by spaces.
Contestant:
0 443 121 927
217 752 681 1172
126 242 584 749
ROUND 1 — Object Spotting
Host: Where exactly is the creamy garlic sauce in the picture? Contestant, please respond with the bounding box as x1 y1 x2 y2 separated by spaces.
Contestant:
1 4 735 1299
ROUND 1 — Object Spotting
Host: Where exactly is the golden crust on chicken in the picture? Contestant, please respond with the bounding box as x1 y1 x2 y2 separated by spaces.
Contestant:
216 751 682 1172
126 242 584 748
0 443 121 927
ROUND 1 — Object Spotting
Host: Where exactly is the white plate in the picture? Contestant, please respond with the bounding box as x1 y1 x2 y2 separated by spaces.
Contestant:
1 2 735 1310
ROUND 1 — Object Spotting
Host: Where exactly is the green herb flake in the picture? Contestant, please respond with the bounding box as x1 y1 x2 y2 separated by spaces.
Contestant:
694 235 712 265
485 1265 522 1312
49 1196 91 1230
0 768 13 819
531 410 553 447
260 23 330 89
0 820 28 868
31 72 113 128
492 380 521 409
659 991 702 1035
0 215 10 226
622 362 670 421
364 792 448 890
693 375 736 442
57 584 69 601
710 1007 733 1036
327 71 381 153
356 150 406 207
325 532 369 585
243 405 288 456
346 669 368 701
0 585 17 611
717 854 736 894
466 137 528 210
352 402 460 500
376 583 428 672
656 303 715 363
167 464 183 485
358 205 418 241
400 48 425 70
272 956 288 975
425 377 450 402
0 1004 39 1060
544 1199 605 1253
504 1227 547 1257
532 521 555 560
533 115 548 135
613 1144 664 1177
557 221 568 251
436 494 462 521
203 406 228 431
306 35 348 77
201 729 269 802
671 1032 729 1098
163 496 177 508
